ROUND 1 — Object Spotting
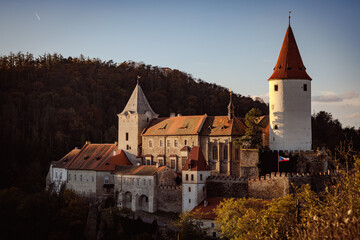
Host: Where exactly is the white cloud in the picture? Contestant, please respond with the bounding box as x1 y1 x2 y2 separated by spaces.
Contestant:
35 12 40 21
312 91 358 103
345 112 360 119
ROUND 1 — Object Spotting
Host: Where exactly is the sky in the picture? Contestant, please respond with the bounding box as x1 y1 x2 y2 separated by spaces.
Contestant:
1 0 360 128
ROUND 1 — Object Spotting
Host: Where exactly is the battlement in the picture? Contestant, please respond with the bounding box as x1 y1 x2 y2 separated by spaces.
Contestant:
260 148 328 156
207 175 248 183
158 185 182 190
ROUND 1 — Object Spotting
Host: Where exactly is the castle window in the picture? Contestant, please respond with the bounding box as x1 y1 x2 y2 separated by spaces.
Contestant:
171 159 176 169
59 172 63 180
235 148 239 160
191 174 194 181
146 159 151 165
126 145 130 150
149 140 153 148
55 171 58 179
189 199 191 203
158 158 164 166
159 139 163 147
125 132 129 141
104 176 109 184
303 84 307 91
184 139 187 145
211 223 215 228
182 157 187 168
212 146 218 159
137 179 140 185
186 174 189 181
74 175 77 181
167 140 171 147
200 174 203 181
273 137 275 141
86 176 89 182
148 179 152 185
80 175 82 182
274 84 278 91
275 125 278 130
174 139 178 147
223 145 228 159
92 176 94 182
188 187 191 192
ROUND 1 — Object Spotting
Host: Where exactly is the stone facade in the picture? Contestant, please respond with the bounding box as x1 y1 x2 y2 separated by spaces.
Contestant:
66 169 97 198
157 186 182 213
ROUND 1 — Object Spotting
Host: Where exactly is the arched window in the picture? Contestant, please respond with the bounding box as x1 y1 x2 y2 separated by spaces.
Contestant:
223 145 228 160
212 146 218 159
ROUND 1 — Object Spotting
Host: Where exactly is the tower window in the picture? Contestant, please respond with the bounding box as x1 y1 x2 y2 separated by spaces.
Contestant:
274 125 278 130
159 140 163 147
303 84 307 91
188 187 191 192
125 132 129 141
167 140 171 147
274 84 278 91
200 174 203 181
191 174 194 181
186 174 189 181
149 140 153 148
273 137 275 141
184 139 187 145
174 139 178 147
271 104 274 110
212 146 218 159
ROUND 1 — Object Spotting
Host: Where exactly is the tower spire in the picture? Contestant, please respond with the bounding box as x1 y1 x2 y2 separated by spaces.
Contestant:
227 90 234 120
137 75 141 85
289 11 292 27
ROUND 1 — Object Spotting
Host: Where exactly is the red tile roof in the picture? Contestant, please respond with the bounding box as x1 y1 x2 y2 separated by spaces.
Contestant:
96 150 131 171
52 148 80 168
269 26 312 80
190 197 225 220
67 143 117 170
182 146 209 171
200 116 246 136
142 115 207 136
115 165 167 175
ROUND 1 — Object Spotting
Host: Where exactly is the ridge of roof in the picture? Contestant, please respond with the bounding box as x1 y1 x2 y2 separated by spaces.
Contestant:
96 150 132 171
269 26 312 81
120 83 157 115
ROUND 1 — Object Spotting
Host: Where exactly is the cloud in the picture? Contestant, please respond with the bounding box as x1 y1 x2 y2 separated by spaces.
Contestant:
312 91 358 103
345 112 360 119
35 12 40 21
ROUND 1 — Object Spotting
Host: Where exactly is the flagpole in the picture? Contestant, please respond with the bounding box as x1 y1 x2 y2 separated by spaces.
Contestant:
277 151 279 172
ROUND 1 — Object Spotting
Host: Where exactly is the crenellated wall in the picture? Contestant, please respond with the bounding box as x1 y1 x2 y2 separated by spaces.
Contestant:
157 185 182 213
206 171 333 200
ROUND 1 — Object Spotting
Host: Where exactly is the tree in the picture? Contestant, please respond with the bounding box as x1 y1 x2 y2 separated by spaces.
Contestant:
234 108 262 149
173 211 206 240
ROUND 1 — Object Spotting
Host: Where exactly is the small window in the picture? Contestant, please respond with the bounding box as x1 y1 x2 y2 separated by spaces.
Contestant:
186 174 189 181
125 132 129 141
189 199 191 203
271 104 274 110
92 176 94 182
148 179 152 185
126 145 130 150
274 84 278 91
273 137 275 141
149 140 153 148
303 84 307 91
171 159 176 169
235 148 239 160
200 174 203 181
167 140 171 147
211 223 215 228
146 159 151 165
59 172 62 180
188 187 191 192
137 179 139 185
159 140 163 147
182 157 187 167
86 176 89 182
212 146 218 159
104 176 109 184
74 175 77 181
191 174 194 181
224 146 228 159
174 139 178 147
131 179 134 185
80 175 82 182
55 171 58 179
275 125 278 130
184 140 187 145
68 174 71 181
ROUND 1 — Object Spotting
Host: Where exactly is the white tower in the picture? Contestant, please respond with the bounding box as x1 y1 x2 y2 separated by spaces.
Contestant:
269 20 312 151
118 79 158 159
182 146 211 212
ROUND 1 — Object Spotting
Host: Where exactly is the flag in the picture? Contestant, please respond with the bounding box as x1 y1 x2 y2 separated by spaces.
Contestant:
279 156 290 162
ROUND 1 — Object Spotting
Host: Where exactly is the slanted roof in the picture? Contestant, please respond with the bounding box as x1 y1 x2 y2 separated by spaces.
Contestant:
67 143 117 170
96 150 132 171
269 26 311 80
52 148 80 168
200 116 246 136
182 146 209 171
115 165 166 176
120 83 157 115
142 115 207 136
190 197 225 220
256 115 269 129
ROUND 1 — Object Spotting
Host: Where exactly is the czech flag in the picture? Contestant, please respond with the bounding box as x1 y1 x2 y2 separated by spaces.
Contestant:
279 156 290 162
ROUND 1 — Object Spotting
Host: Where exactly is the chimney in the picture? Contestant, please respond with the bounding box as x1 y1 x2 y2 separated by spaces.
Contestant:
204 200 208 207
137 162 141 166
74 147 78 150
85 141 91 144
114 141 118 146
113 150 117 156
170 113 176 117
177 113 182 117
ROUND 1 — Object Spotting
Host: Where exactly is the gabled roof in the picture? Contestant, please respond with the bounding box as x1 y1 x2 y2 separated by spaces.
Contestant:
142 115 207 136
269 26 311 80
182 146 209 171
190 197 225 220
52 148 80 168
120 83 157 115
200 116 246 136
67 143 117 170
115 165 167 176
96 150 132 171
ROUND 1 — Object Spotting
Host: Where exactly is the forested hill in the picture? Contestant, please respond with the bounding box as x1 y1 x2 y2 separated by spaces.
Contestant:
0 52 267 191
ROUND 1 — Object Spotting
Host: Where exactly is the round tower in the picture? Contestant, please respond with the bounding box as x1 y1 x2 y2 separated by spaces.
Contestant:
268 21 312 151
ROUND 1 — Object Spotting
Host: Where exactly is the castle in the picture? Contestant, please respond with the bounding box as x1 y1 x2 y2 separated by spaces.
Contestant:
47 20 330 238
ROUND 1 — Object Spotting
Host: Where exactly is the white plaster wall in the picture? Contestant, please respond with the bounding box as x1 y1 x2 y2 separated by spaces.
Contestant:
66 170 97 197
269 79 312 151
118 113 141 157
51 167 67 193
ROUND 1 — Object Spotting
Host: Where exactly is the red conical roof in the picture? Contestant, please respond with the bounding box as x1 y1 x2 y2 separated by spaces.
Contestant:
269 26 311 80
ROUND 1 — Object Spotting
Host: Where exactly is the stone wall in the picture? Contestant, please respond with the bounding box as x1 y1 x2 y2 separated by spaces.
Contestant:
239 149 259 178
157 186 182 213
206 176 248 198
206 171 333 200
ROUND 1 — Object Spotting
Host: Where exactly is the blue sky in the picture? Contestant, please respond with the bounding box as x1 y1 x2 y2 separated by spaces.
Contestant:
1 0 360 128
